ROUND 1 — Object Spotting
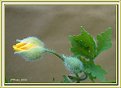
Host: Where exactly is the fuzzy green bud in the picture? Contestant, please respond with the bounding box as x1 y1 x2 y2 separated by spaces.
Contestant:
63 55 84 74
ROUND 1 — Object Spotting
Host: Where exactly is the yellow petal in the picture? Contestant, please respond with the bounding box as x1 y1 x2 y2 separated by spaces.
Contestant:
13 45 25 52
16 42 27 48
13 42 36 52
20 43 35 50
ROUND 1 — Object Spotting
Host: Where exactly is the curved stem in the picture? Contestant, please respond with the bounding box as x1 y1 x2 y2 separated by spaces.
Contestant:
80 72 88 81
75 72 88 82
45 49 64 61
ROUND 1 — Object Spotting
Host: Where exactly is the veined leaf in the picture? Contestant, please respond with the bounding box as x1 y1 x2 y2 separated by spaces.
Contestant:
83 61 107 82
69 26 97 60
68 26 112 82
96 27 112 55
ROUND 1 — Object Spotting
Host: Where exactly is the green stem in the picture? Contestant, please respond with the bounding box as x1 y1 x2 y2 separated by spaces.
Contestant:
45 49 64 61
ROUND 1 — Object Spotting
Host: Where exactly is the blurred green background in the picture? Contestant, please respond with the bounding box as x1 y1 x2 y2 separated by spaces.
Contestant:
5 5 116 83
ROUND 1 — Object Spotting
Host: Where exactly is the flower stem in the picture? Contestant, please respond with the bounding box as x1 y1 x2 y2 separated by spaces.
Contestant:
45 49 64 61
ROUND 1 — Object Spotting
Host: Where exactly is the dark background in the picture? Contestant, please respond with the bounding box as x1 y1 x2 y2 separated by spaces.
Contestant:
5 5 116 83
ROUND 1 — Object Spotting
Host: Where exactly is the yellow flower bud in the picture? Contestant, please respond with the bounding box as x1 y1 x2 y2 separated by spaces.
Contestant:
13 37 45 61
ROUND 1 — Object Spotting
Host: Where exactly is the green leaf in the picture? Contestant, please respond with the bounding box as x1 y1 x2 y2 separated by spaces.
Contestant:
84 61 107 82
87 73 96 82
69 26 96 60
68 27 112 82
96 27 112 55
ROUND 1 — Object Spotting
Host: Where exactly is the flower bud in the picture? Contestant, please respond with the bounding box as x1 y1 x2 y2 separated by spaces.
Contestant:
63 55 84 74
13 37 45 61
